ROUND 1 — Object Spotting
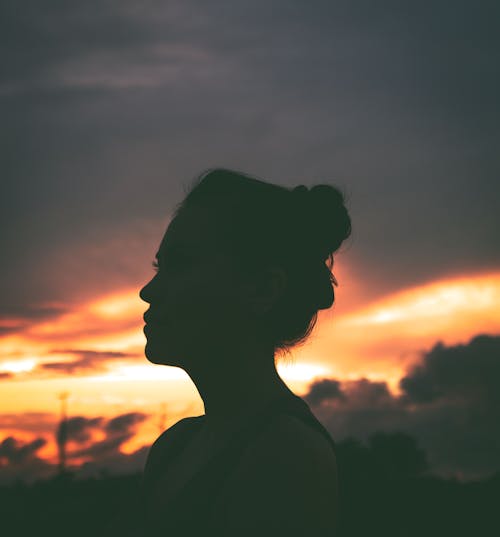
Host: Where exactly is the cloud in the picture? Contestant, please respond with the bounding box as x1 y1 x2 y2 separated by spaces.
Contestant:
0 412 57 433
0 434 55 485
105 412 146 435
303 378 345 406
400 334 500 406
0 304 69 336
40 349 136 375
0 435 47 465
0 410 151 484
341 378 393 407
62 416 104 444
1 0 499 317
0 304 69 321
304 332 500 479
70 412 147 460
62 412 150 480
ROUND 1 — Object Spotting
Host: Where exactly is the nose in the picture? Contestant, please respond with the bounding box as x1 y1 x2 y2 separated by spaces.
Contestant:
139 279 154 304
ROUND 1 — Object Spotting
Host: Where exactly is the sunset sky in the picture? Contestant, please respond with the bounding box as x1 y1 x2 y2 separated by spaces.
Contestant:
1 1 499 484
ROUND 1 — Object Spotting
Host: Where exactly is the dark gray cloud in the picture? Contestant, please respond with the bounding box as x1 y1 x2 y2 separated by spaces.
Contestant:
105 412 146 435
400 334 500 406
0 435 54 484
63 416 104 444
1 1 499 316
70 412 147 459
0 411 150 484
0 304 68 321
0 304 69 337
304 378 345 406
40 348 136 375
0 435 47 465
304 332 500 479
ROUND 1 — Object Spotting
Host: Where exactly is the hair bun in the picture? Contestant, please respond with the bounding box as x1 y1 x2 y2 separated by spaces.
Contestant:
177 168 352 354
290 184 313 218
291 184 344 215
288 183 347 260
291 185 309 196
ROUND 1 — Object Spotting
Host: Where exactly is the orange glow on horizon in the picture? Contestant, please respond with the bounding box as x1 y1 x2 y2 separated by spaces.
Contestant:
1 269 499 475
343 272 500 327
301 270 500 393
1 270 499 385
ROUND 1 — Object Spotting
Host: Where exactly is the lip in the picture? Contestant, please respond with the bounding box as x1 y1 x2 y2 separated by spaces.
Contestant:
143 311 167 325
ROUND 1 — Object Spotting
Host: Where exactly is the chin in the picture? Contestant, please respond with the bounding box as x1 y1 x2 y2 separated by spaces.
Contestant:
144 341 183 367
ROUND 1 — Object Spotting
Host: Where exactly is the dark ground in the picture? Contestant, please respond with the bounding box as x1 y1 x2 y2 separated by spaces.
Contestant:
1 433 498 536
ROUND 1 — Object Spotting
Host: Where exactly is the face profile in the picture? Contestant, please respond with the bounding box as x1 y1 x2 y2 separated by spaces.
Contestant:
139 203 255 369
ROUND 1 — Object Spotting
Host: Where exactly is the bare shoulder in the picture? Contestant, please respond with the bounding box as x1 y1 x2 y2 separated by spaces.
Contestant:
143 417 199 475
210 413 339 536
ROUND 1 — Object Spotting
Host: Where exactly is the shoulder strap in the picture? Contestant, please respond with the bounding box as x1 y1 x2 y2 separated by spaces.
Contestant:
275 394 337 453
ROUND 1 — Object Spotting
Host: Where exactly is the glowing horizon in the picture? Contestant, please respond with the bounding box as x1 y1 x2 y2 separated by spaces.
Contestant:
1 269 499 472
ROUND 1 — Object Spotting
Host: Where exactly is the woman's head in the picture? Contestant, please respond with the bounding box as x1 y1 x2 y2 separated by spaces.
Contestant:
139 168 351 367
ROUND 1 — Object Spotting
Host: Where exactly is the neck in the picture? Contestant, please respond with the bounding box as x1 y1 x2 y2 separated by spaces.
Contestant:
183 344 294 435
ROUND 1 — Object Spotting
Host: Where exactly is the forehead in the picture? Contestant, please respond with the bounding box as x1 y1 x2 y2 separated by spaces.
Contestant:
157 205 229 258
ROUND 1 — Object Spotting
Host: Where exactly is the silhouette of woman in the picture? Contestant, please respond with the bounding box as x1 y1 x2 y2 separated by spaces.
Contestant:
138 168 351 536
